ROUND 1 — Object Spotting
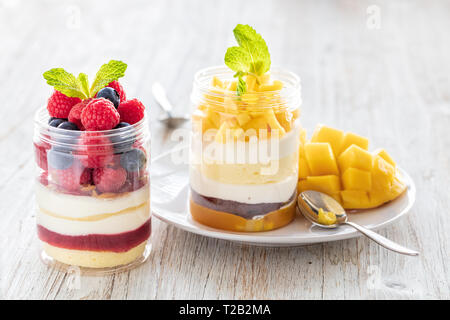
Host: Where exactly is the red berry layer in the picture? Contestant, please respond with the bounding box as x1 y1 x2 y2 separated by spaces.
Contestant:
37 219 151 252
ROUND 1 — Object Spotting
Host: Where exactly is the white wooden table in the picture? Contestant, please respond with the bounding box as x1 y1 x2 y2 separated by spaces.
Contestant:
1 0 449 299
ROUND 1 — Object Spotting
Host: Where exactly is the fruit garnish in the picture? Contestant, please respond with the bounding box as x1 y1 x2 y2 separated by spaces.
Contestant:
43 60 127 99
224 24 271 95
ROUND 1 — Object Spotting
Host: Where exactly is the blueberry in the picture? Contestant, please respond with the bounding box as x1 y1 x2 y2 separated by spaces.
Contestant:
111 122 135 153
58 121 79 131
97 87 120 108
120 148 146 172
47 148 73 170
49 118 66 128
51 122 80 153
115 122 131 129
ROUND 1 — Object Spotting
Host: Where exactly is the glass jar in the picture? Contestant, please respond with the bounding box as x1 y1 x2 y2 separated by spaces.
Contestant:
33 107 151 274
189 66 302 232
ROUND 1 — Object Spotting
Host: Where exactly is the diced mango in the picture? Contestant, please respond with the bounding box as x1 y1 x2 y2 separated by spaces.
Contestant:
298 157 310 180
258 80 283 92
236 113 251 127
227 80 237 92
212 76 224 88
275 111 293 132
264 109 286 136
206 108 221 128
340 190 371 209
340 132 369 154
342 168 372 192
305 175 341 194
243 117 269 132
373 148 396 167
371 155 395 191
298 124 406 210
311 125 344 157
259 73 271 85
338 145 373 172
304 142 339 176
245 74 258 91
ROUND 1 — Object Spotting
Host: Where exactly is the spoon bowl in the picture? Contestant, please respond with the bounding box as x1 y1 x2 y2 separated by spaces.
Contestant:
297 190 419 256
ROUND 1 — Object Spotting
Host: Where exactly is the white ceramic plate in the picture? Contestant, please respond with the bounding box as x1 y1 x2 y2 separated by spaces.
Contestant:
151 148 416 246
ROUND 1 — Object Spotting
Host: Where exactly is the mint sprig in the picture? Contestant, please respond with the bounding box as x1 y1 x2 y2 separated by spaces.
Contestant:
224 24 271 95
89 60 127 97
237 76 247 96
43 60 127 99
43 68 89 99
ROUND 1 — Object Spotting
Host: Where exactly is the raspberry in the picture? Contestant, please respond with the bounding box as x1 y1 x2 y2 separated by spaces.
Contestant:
80 168 93 185
68 99 92 130
81 98 120 131
93 167 127 193
51 165 84 192
47 90 81 118
39 171 49 186
34 142 49 171
117 99 145 124
77 132 114 168
107 81 126 102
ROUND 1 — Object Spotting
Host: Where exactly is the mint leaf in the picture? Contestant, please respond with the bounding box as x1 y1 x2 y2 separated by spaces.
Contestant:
237 76 247 96
43 68 88 99
225 47 252 74
89 60 127 97
233 24 270 75
224 24 271 96
77 73 90 98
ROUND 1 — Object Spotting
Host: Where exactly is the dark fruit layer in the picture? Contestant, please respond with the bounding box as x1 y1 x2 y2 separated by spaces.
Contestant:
37 219 151 252
190 188 296 219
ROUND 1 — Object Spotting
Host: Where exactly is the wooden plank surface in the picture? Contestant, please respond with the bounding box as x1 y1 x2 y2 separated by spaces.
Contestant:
0 0 449 299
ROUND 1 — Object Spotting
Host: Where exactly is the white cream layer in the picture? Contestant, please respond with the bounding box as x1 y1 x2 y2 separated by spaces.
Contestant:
190 165 297 204
37 202 150 236
35 183 149 219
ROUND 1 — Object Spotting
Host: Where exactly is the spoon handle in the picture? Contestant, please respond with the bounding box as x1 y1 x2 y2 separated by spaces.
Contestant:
152 82 173 115
343 221 419 256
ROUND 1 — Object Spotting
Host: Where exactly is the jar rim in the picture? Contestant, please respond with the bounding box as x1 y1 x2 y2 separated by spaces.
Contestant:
192 65 302 109
34 106 148 148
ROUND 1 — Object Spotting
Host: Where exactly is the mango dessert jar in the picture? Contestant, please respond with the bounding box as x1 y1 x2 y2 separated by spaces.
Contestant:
189 66 302 232
33 108 151 273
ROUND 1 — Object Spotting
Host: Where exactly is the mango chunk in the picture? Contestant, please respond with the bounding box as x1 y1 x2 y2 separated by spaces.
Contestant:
301 175 341 195
263 109 286 136
304 142 339 176
340 132 369 154
373 148 396 168
298 157 310 180
341 190 371 209
338 145 373 172
371 155 395 191
342 168 372 192
311 125 344 157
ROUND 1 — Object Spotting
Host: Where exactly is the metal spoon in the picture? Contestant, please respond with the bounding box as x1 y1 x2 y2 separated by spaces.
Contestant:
297 190 419 256
152 82 189 128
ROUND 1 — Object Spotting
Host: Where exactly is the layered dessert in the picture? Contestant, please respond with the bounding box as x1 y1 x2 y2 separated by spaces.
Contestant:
34 60 151 269
189 25 302 232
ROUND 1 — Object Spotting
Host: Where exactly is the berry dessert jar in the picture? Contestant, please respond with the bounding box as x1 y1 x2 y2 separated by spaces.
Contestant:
189 66 302 232
33 108 151 273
